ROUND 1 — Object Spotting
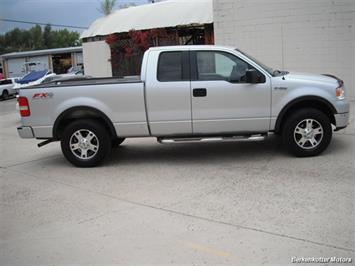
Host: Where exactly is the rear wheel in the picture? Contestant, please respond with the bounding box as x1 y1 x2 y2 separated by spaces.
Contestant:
1 90 9 100
282 108 332 157
61 119 111 167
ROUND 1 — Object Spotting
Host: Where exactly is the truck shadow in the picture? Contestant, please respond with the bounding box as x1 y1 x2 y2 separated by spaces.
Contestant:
102 134 351 167
40 133 350 168
104 135 287 166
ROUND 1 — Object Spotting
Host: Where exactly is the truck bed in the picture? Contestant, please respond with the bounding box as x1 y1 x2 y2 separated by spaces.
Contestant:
28 76 142 89
19 75 149 139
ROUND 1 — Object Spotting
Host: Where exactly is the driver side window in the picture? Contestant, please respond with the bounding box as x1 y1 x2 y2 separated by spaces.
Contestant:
196 51 255 83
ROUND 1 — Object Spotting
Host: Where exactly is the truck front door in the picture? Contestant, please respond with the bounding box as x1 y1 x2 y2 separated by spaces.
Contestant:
190 50 271 134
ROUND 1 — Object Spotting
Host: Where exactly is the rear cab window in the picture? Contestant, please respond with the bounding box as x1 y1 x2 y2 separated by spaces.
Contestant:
157 51 189 82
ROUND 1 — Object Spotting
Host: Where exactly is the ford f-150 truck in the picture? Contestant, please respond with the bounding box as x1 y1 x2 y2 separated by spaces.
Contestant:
17 45 350 167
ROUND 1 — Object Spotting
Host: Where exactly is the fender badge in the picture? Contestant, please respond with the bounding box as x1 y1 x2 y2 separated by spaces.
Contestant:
32 92 54 99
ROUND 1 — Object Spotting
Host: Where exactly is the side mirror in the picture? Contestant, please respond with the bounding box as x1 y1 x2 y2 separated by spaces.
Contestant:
246 69 259 84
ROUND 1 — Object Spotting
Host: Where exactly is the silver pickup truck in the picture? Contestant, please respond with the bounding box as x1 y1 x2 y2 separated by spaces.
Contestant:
17 45 350 167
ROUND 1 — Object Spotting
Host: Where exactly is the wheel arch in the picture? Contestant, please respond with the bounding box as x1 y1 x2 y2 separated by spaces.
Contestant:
275 96 336 133
53 106 117 140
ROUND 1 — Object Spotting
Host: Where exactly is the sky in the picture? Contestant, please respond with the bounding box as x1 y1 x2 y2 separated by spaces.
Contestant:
0 0 150 34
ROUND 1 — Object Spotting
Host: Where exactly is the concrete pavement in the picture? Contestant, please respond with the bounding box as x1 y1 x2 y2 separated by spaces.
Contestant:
0 98 354 265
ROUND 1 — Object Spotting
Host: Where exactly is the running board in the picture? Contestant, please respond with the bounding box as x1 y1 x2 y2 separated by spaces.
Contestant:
157 134 267 144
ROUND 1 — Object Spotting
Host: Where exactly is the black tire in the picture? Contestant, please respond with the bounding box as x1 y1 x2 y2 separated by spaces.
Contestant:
112 137 125 148
282 108 332 157
61 119 112 167
2 90 9 100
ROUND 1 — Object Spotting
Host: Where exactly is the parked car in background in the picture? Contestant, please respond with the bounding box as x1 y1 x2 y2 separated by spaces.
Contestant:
67 65 84 76
16 45 350 167
17 70 85 88
14 70 55 92
40 73 88 84
0 78 18 100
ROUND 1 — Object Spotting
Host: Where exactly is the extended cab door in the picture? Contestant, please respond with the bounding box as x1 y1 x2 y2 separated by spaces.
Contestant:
145 50 192 136
190 50 271 134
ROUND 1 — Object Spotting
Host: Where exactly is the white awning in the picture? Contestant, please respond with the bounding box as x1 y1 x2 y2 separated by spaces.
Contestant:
81 0 213 39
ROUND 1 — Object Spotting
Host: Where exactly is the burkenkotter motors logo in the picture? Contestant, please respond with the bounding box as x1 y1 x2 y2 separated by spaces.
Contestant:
291 256 352 263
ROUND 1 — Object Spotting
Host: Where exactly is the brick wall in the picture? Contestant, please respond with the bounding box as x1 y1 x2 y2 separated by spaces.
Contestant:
213 0 355 100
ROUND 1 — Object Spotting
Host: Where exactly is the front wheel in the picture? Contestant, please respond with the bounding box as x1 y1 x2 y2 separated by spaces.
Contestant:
61 119 112 167
282 108 332 157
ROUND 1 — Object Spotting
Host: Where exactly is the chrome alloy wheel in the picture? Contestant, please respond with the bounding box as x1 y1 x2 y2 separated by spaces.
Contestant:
69 129 99 160
294 119 324 149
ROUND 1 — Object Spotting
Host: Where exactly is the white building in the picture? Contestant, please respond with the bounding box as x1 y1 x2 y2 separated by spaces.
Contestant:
81 0 213 77
213 0 355 100
1 47 83 78
82 0 354 100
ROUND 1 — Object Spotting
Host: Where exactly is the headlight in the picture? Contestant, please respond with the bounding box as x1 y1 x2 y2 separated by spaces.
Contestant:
336 86 345 100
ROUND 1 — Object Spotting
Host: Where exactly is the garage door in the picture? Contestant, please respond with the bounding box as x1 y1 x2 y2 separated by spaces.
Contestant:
7 58 26 78
28 56 49 71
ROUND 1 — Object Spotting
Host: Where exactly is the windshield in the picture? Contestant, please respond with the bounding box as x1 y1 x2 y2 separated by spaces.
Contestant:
235 49 276 76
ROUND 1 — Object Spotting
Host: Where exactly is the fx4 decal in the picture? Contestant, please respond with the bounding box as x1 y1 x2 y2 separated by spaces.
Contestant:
32 92 54 99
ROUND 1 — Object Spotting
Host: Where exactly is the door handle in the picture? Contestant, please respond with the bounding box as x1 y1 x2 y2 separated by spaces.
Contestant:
193 88 207 97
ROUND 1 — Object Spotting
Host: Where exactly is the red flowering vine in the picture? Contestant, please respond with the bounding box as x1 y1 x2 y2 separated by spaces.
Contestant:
105 34 119 45
105 29 178 76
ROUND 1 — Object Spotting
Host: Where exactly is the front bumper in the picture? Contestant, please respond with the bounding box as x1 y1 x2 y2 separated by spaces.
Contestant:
334 112 350 129
17 126 35 138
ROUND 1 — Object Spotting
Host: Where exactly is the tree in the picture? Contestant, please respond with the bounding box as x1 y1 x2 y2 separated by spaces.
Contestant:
98 0 117 15
29 25 43 49
43 24 52 49
0 25 81 55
